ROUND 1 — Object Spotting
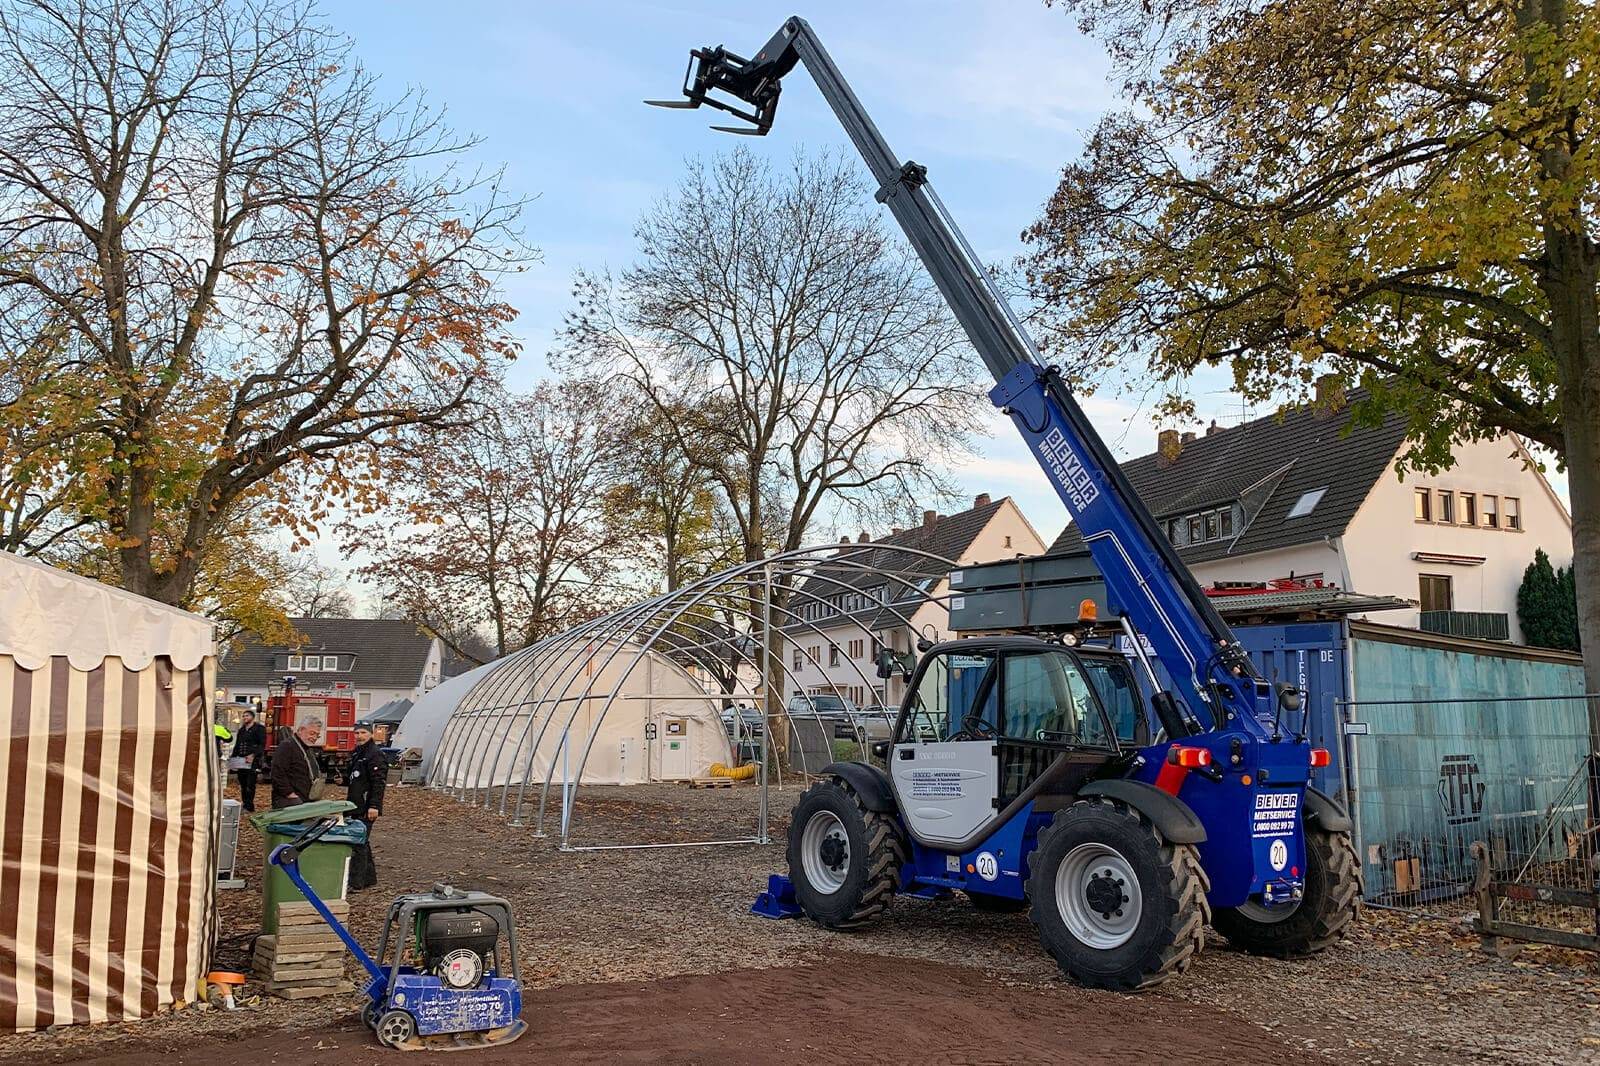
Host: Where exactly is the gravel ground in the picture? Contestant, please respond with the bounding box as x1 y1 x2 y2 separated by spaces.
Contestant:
3 780 1597 1064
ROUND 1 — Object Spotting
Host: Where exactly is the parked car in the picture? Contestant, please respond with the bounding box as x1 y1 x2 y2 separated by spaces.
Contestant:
785 693 858 721
719 706 765 738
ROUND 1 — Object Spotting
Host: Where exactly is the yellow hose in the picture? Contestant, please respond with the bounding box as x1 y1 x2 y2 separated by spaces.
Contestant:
708 762 757 780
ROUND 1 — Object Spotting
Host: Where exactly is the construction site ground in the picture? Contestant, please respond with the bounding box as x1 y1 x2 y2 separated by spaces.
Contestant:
4 780 1597 1065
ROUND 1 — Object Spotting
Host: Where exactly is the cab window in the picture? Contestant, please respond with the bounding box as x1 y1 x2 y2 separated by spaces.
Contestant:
901 650 996 742
999 651 1112 749
1079 657 1146 745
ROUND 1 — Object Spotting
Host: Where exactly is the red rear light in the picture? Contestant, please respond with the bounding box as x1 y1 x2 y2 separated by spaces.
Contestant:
1168 746 1212 769
1310 748 1331 768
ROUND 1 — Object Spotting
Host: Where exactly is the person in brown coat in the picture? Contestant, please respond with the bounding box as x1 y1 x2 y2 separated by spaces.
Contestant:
270 725 319 809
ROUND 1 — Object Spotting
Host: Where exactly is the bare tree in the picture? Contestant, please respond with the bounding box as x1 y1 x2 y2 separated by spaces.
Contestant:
284 558 356 619
563 149 983 569
348 380 633 661
0 0 528 605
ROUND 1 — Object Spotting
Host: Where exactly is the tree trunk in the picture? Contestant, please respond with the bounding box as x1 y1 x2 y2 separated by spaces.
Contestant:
1543 227 1600 717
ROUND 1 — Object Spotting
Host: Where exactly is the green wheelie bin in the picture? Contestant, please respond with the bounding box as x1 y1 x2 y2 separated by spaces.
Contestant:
249 800 367 934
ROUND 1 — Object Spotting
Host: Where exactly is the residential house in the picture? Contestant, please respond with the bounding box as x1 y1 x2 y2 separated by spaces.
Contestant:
1048 389 1572 644
784 494 1047 709
219 617 444 716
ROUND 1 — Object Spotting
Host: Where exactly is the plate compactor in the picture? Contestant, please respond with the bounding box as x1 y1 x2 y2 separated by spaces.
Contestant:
269 817 527 1051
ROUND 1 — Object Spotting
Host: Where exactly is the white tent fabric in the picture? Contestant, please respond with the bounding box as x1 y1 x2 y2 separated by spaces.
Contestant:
425 639 733 788
393 660 495 773
0 550 214 670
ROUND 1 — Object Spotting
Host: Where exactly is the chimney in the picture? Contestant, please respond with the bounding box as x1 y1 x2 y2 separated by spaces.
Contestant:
1180 431 1196 444
923 509 938 528
857 530 871 543
890 527 903 536
1157 429 1182 464
1314 373 1346 417
1206 419 1220 436
973 493 991 509
839 535 850 544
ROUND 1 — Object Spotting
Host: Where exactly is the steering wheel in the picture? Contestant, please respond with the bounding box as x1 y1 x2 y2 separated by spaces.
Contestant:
949 714 996 742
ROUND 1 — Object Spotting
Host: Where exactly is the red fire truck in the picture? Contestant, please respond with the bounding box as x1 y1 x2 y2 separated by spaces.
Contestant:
264 676 358 780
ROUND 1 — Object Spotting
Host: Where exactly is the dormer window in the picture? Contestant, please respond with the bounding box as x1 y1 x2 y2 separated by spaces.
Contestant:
1168 505 1239 546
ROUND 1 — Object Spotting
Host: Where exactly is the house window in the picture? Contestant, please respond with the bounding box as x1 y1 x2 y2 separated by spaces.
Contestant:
1414 488 1432 522
1219 509 1234 537
1482 494 1499 528
357 692 371 713
848 639 864 659
871 637 884 661
1004 535 1012 548
1187 515 1202 542
1505 497 1521 530
324 655 339 671
1419 573 1453 613
809 645 821 666
793 647 803 669
1460 492 1476 526
1205 512 1219 540
828 644 841 667
1437 490 1455 525
287 654 303 670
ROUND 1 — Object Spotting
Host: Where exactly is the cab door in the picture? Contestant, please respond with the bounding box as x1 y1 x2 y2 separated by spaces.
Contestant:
889 650 999 847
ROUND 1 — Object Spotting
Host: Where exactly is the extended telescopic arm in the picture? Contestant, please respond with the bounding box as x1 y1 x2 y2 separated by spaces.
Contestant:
650 16 1270 731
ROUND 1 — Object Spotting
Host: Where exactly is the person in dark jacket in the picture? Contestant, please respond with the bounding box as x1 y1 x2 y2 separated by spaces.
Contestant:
345 724 388 890
231 710 268 812
270 725 317 810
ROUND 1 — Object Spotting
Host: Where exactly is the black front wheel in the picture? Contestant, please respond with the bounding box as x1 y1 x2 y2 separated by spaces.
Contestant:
786 777 905 929
1212 820 1361 956
1027 797 1209 991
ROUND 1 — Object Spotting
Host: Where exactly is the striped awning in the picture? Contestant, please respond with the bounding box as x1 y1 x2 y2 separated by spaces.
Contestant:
0 653 217 1031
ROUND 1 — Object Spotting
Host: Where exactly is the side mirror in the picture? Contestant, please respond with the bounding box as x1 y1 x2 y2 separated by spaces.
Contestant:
870 740 891 760
1276 683 1303 714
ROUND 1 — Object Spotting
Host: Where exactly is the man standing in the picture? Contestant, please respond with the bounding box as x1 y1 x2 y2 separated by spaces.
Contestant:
271 724 322 809
231 710 267 813
345 724 387 890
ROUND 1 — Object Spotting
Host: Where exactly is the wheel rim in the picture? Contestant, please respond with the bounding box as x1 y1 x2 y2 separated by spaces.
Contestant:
800 810 850 895
1055 842 1143 950
377 1011 414 1047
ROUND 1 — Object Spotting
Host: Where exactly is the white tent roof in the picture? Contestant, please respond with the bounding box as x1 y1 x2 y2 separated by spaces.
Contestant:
0 550 214 671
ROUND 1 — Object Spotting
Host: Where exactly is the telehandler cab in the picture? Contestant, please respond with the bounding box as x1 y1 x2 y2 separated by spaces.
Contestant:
651 15 1360 990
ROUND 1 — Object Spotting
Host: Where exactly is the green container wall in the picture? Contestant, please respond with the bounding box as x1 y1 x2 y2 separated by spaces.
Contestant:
1346 635 1589 898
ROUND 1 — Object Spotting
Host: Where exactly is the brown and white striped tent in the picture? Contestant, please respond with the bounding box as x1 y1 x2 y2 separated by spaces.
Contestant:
0 551 217 1031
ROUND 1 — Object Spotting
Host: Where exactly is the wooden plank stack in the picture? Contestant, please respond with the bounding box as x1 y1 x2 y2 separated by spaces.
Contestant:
254 900 355 999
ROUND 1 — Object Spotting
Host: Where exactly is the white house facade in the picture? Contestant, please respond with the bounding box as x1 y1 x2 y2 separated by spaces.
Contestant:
784 494 1047 710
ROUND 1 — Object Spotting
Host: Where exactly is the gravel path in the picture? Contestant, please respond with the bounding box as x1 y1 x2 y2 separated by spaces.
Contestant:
4 781 1596 1064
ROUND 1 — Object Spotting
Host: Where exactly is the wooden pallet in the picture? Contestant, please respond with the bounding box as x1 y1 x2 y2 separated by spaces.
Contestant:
255 900 352 999
688 776 735 789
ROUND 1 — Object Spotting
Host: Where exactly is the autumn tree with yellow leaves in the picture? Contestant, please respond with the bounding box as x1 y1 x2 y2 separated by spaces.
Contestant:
0 0 527 609
1028 0 1600 695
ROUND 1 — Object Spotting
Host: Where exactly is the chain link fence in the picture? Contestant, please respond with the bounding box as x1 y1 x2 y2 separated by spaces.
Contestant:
1343 693 1600 948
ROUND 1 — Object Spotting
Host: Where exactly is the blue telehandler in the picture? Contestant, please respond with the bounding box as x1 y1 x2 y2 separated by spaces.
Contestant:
650 15 1361 990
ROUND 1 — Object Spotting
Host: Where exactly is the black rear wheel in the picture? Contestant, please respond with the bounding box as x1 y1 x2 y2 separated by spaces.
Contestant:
1027 797 1208 991
786 777 905 929
1212 820 1360 956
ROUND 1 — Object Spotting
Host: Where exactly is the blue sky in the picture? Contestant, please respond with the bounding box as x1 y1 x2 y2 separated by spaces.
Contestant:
331 1 1566 572
334 0 1165 549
